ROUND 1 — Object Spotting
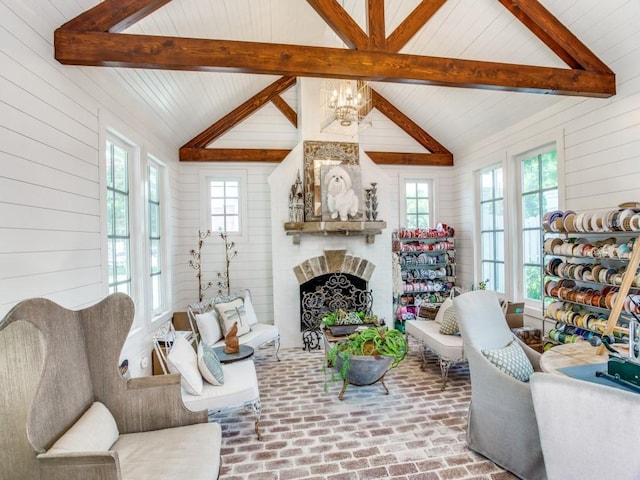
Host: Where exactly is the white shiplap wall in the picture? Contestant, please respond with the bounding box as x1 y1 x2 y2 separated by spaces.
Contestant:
0 1 181 375
450 1 640 323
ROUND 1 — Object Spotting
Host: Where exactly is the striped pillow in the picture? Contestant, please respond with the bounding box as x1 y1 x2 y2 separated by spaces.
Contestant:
198 342 224 386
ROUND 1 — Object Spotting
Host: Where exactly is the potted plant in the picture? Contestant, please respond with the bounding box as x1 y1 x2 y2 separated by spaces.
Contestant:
320 309 379 336
325 326 408 399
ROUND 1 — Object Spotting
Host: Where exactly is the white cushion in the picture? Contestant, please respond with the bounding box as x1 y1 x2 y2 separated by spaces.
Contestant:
405 319 464 361
167 335 203 395
112 423 221 480
197 342 224 386
182 359 260 412
242 290 259 326
47 402 119 453
215 298 251 337
195 310 223 346
211 323 278 350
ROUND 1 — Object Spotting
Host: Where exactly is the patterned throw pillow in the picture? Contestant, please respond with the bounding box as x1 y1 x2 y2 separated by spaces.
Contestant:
438 305 459 335
481 340 534 382
215 298 251 337
197 343 224 386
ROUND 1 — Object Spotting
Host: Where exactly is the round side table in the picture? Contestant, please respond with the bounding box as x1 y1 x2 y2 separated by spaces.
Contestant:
213 344 254 364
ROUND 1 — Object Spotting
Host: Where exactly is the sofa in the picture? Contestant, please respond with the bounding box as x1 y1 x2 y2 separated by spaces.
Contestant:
0 293 221 480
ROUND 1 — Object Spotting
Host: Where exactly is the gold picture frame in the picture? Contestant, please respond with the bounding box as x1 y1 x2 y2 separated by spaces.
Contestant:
303 141 359 221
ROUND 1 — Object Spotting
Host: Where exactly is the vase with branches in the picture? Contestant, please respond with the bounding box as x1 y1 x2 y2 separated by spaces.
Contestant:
188 230 215 302
188 229 239 301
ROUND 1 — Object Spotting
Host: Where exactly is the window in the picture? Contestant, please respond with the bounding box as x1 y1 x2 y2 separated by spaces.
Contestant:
106 138 132 295
520 147 558 301
209 178 240 233
404 179 432 228
479 166 505 293
147 159 163 313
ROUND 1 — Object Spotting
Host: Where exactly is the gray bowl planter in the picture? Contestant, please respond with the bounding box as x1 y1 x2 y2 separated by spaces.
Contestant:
335 353 394 400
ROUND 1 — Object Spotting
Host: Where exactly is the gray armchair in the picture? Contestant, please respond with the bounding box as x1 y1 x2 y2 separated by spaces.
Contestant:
454 290 546 480
0 293 221 480
531 372 640 480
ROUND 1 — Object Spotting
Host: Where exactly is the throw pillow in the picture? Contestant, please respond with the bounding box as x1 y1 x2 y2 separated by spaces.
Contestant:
195 310 223 346
47 402 119 453
166 335 203 395
482 340 534 382
215 298 251 337
438 305 459 335
243 289 259 326
434 297 453 324
197 342 224 386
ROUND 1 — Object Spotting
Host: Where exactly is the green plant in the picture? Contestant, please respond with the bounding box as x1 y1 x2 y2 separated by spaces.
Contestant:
320 309 379 328
325 326 407 390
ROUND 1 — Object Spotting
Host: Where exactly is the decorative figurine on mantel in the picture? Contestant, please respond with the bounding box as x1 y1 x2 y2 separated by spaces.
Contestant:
289 170 304 223
224 321 240 354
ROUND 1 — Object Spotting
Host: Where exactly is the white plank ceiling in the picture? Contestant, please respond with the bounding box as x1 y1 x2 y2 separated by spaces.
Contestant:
39 0 628 157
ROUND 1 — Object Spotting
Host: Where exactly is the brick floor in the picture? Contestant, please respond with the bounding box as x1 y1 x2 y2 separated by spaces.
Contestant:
212 339 519 480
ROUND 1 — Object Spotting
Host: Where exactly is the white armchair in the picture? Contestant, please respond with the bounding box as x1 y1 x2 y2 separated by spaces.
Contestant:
531 372 640 480
454 290 546 480
188 289 280 360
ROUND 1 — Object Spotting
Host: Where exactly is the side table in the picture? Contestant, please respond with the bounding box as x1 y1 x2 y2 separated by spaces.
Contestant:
213 344 254 364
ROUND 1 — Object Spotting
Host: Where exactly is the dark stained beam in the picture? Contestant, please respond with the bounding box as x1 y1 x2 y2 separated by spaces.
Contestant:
372 89 452 155
386 0 447 52
498 0 613 73
365 151 453 166
305 0 369 50
367 0 385 50
271 95 297 128
61 0 171 33
182 76 296 149
54 30 616 97
180 148 291 162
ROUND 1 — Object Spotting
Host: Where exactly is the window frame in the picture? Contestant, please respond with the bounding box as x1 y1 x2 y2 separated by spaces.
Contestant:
200 169 249 242
399 176 434 230
477 164 505 294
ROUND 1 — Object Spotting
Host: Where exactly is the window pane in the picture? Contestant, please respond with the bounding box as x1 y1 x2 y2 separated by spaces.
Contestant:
521 156 539 193
480 171 493 201
482 261 494 287
417 214 429 228
481 202 494 230
225 198 239 215
523 230 541 264
416 182 429 197
152 275 161 310
405 182 416 197
481 232 494 260
496 263 505 293
149 204 160 237
494 168 503 198
225 182 239 198
211 198 225 214
524 265 542 300
542 189 559 214
495 200 504 230
406 199 417 214
495 231 504 261
226 215 240 232
211 183 225 197
114 193 129 236
113 146 128 192
148 165 159 202
150 239 160 273
541 151 558 189
416 199 429 214
211 216 226 232
406 215 417 229
522 193 540 228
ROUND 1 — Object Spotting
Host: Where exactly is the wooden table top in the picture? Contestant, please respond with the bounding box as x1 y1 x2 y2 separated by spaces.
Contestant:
539 341 629 375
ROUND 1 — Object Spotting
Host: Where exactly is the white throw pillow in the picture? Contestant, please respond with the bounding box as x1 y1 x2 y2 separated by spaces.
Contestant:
197 342 224 386
434 297 453 324
195 310 223 346
243 290 259 326
215 298 251 337
167 335 203 395
47 402 119 453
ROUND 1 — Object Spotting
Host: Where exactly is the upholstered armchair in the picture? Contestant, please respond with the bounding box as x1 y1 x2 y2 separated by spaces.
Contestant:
0 293 221 480
454 290 546 480
531 372 640 480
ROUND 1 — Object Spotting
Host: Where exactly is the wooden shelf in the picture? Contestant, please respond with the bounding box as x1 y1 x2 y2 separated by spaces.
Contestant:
284 221 387 244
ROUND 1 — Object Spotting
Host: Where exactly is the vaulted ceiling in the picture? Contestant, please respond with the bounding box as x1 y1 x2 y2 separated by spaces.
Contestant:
53 0 616 164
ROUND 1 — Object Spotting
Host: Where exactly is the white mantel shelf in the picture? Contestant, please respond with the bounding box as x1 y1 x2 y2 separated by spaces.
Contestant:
284 221 387 244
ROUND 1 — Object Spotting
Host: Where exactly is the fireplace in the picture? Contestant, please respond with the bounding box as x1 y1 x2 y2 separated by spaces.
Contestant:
294 250 375 349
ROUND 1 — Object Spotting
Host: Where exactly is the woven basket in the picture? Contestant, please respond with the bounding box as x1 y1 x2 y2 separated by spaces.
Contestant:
418 305 440 320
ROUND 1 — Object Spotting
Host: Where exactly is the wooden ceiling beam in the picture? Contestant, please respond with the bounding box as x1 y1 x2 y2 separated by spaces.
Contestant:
180 148 291 162
61 0 171 33
305 0 369 50
271 95 297 128
372 89 452 156
54 30 615 97
498 0 613 73
366 0 386 50
181 76 296 149
365 151 453 166
386 0 447 53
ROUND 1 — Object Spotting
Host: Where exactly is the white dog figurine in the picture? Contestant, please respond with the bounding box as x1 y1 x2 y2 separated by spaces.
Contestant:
325 166 359 221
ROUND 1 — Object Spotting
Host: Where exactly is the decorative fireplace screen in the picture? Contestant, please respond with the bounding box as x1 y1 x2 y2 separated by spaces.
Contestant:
300 272 373 350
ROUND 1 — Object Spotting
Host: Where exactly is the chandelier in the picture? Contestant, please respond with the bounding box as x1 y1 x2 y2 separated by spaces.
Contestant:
320 79 372 135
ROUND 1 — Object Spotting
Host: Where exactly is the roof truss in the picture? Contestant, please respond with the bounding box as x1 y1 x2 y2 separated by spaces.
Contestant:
55 0 615 165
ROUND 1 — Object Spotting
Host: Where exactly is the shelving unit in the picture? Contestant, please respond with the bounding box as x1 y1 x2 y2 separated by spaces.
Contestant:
541 229 640 349
392 227 456 332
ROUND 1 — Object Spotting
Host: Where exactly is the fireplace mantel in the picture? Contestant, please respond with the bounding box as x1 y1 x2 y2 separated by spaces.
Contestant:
284 221 387 244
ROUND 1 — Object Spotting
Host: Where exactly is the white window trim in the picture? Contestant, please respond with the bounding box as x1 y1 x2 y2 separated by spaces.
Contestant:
398 173 437 228
199 169 249 243
506 129 565 316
